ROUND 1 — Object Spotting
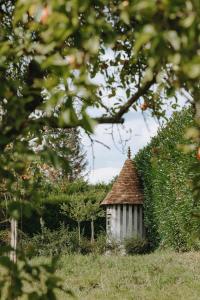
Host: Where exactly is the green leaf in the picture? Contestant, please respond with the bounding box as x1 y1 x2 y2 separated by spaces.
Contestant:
134 26 155 53
120 10 130 25
81 111 96 133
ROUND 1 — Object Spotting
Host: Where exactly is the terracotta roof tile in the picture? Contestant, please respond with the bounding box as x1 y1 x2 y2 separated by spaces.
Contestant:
101 159 144 205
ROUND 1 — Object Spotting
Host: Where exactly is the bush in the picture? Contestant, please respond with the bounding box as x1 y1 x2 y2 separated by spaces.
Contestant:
21 225 108 256
135 108 199 251
0 229 10 246
94 232 107 254
105 238 121 254
21 225 78 257
124 236 149 255
79 233 107 255
79 237 94 254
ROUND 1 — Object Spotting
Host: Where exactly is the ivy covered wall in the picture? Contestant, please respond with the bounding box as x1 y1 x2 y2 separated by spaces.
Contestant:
135 108 199 251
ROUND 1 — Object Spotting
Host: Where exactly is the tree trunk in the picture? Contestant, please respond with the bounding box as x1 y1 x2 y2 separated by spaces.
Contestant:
10 218 18 263
91 218 94 243
40 217 45 241
78 221 81 246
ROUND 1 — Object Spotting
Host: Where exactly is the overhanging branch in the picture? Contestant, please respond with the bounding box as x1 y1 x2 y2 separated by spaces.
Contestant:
88 77 155 125
31 77 156 130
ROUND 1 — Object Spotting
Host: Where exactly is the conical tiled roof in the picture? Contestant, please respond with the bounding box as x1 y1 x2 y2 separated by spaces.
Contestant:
101 158 144 205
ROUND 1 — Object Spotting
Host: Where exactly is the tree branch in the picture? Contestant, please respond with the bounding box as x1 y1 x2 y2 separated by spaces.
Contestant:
105 76 156 123
36 77 156 130
85 76 156 125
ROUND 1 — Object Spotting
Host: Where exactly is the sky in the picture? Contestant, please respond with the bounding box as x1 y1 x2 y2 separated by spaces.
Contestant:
81 49 188 184
83 110 160 184
82 94 188 184
81 59 161 184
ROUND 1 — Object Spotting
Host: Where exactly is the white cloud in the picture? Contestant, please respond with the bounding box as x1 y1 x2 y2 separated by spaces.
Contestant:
84 112 160 184
83 79 187 184
88 167 121 184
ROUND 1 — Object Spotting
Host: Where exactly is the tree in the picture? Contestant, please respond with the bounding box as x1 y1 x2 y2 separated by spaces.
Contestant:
41 127 87 181
0 0 200 298
1 1 200 181
61 183 106 243
1 1 199 150
65 128 87 181
82 187 105 243
1 1 199 199
61 195 86 246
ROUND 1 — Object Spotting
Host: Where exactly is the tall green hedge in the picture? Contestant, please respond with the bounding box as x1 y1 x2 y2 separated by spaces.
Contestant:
135 108 199 251
21 180 108 237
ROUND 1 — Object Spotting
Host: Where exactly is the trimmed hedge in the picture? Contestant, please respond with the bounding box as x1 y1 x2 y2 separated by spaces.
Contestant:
21 181 108 237
135 108 200 251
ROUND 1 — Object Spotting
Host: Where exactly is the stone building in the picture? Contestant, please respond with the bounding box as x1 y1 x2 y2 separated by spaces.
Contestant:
101 148 144 242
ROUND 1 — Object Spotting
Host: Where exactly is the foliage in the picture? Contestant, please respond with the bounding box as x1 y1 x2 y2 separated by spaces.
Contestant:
135 108 200 251
21 225 107 257
61 196 86 244
40 127 87 181
1 0 200 185
0 0 199 216
105 239 122 255
1 0 200 143
20 180 108 237
21 225 78 257
1 0 200 298
60 181 107 242
0 230 10 247
79 233 107 255
0 247 68 300
124 236 149 255
93 232 107 254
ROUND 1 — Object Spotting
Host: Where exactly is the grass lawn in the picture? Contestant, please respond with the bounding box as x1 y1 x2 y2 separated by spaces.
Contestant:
35 251 200 300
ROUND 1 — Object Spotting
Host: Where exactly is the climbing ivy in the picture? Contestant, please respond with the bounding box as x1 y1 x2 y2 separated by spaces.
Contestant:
135 108 200 251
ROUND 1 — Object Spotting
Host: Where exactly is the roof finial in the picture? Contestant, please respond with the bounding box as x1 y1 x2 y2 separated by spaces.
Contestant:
127 146 131 159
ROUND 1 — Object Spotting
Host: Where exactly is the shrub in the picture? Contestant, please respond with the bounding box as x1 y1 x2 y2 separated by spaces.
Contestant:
94 232 107 254
124 236 149 255
135 108 199 251
0 229 10 246
21 224 72 257
79 237 94 254
79 233 107 255
106 238 121 254
21 225 108 256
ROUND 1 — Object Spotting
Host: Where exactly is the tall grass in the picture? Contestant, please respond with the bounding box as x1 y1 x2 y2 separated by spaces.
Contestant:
34 251 200 300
